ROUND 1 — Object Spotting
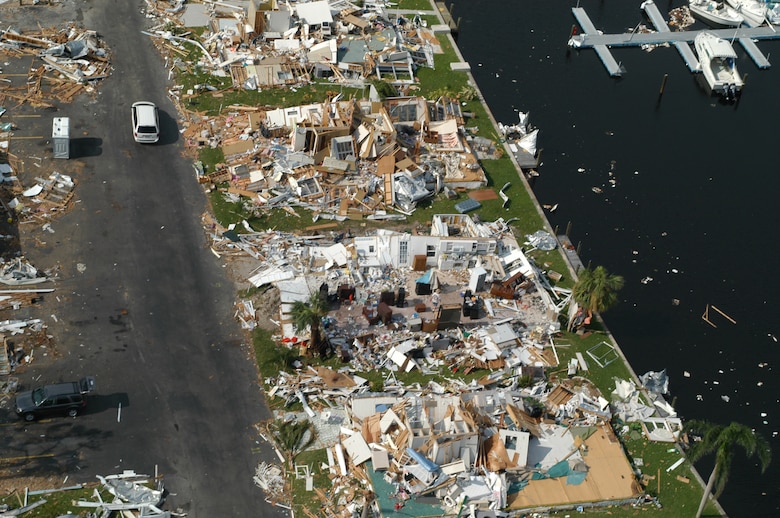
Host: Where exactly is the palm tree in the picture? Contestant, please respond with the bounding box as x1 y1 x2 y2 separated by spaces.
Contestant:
685 420 771 518
572 265 624 316
268 418 318 470
290 291 330 359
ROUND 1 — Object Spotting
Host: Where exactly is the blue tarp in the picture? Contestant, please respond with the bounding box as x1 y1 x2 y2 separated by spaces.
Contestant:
507 479 529 494
547 460 571 478
406 448 440 472
416 269 433 285
533 461 571 480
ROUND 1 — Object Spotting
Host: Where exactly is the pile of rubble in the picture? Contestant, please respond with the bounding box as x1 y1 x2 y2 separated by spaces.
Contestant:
74 471 168 517
0 317 52 381
138 0 496 220
263 368 676 516
3 171 78 223
253 461 286 503
0 470 170 518
148 0 437 91
0 25 97 225
182 93 487 221
214 211 679 515
0 24 112 107
271 376 646 517
1 111 78 226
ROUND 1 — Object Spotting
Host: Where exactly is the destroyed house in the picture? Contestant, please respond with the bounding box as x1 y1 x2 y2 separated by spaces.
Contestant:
291 125 353 162
247 0 278 35
293 0 334 34
308 39 339 72
374 50 416 85
352 100 396 159
266 103 330 130
353 228 499 271
348 394 480 477
237 56 311 88
386 96 429 131
385 96 467 153
340 10 371 35
429 96 465 126
343 389 640 511
271 99 397 164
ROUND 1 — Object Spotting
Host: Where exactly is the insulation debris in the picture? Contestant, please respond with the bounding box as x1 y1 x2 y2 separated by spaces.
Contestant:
71 470 168 517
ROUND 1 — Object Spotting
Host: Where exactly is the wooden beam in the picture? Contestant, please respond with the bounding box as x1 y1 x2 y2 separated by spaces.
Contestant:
701 305 717 328
711 305 736 324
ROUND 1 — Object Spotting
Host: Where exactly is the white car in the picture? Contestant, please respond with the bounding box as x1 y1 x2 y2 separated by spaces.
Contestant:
132 101 159 143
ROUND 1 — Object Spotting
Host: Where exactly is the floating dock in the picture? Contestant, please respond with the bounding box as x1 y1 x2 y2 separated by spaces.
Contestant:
570 0 778 77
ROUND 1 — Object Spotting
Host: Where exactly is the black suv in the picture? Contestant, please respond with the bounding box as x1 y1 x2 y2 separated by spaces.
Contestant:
15 377 96 421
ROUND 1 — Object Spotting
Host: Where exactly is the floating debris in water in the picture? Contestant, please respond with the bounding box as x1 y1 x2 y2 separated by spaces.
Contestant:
668 6 695 29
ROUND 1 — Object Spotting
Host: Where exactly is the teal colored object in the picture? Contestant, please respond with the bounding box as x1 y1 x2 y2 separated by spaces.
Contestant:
454 199 481 213
547 460 571 478
566 470 588 485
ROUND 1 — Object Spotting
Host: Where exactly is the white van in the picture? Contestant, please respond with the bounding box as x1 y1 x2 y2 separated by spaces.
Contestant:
132 101 160 143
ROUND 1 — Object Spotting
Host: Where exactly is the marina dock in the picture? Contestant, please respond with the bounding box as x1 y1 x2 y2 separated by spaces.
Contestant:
570 0 779 76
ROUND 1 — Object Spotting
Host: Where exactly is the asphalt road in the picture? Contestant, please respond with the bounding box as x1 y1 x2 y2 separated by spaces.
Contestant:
1 1 284 515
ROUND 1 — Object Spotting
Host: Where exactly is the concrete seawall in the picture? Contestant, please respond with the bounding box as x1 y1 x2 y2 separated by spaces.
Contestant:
420 2 727 515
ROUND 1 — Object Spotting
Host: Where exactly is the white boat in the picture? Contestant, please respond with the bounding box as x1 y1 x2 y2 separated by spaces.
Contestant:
694 31 744 97
726 0 767 26
689 0 745 26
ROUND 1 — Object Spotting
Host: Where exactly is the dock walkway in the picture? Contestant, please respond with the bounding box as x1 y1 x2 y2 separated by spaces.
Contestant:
570 1 779 76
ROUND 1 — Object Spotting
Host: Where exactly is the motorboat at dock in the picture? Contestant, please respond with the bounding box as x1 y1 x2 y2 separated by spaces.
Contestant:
693 31 744 97
689 0 745 27
726 0 767 26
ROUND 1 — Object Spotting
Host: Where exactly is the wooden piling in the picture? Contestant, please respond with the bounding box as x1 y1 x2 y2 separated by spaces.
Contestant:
659 74 668 96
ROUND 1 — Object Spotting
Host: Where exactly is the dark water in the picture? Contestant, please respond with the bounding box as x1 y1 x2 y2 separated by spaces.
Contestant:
450 0 780 514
